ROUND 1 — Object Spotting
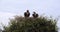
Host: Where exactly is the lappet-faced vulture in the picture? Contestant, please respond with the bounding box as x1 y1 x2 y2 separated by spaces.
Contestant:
24 10 30 17
32 12 39 18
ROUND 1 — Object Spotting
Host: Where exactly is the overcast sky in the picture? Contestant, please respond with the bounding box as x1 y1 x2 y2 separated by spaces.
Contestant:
0 0 60 32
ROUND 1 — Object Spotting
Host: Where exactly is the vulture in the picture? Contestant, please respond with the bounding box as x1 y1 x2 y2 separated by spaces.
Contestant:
32 12 38 18
24 10 30 17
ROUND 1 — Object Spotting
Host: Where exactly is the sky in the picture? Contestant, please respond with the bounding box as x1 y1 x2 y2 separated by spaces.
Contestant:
0 0 60 32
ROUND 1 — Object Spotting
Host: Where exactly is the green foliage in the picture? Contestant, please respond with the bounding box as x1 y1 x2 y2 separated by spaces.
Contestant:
3 16 58 32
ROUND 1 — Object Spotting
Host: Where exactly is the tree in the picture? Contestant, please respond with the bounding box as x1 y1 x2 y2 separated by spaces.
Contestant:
2 15 58 32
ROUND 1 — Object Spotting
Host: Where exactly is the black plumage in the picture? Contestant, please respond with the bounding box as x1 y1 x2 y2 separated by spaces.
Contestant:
32 12 38 18
24 10 30 17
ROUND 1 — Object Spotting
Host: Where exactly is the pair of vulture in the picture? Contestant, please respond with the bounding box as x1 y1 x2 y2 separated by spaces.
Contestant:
24 10 39 18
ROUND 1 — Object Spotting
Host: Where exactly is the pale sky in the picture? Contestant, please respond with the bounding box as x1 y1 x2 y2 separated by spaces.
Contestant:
0 0 60 32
